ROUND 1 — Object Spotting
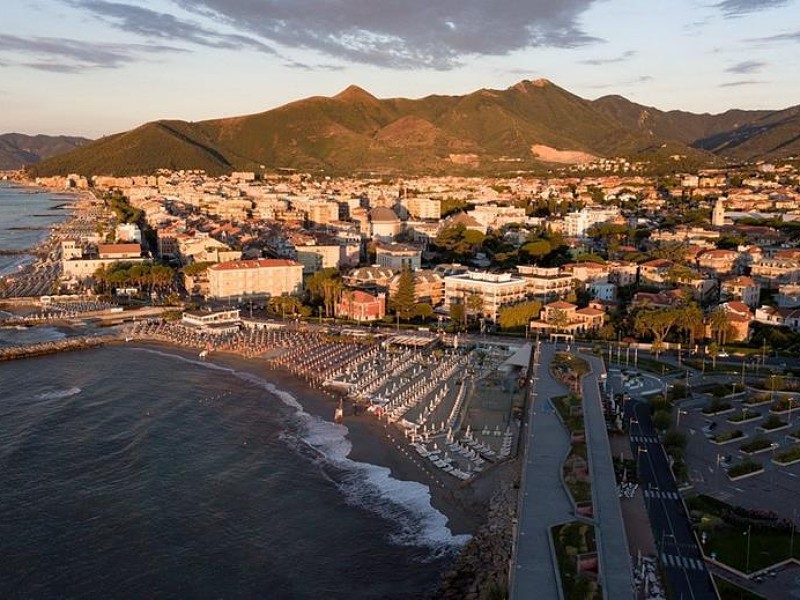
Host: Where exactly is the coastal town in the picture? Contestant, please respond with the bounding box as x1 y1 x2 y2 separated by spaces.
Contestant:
3 158 800 600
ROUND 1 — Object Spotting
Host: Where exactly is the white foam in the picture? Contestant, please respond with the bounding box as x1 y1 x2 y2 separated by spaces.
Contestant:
36 386 81 400
128 347 470 551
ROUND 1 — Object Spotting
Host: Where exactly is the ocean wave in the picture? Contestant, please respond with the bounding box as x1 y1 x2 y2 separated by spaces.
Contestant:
36 386 81 400
130 347 469 551
268 387 470 552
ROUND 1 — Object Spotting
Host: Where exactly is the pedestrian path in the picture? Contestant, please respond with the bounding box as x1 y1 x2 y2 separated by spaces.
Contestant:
661 553 705 571
511 343 577 600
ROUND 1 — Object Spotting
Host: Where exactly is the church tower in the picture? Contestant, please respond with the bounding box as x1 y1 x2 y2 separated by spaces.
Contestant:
712 197 725 227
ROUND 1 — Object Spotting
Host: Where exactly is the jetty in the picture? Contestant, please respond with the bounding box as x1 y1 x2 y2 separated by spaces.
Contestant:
0 336 107 361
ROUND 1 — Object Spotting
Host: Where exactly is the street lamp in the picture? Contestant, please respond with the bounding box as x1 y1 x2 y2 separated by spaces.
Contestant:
676 408 688 428
744 524 753 575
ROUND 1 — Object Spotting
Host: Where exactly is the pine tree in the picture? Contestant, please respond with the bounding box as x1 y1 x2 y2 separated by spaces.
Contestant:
390 268 416 322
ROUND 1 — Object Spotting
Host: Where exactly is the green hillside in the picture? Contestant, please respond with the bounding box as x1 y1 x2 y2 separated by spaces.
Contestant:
28 79 799 177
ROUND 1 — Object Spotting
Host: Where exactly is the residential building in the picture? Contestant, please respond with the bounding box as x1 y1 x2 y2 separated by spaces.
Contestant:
517 265 573 300
388 269 444 306
375 243 422 271
207 259 303 299
443 271 530 322
720 276 761 308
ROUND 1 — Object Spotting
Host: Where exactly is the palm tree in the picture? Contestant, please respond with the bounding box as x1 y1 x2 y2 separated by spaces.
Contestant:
709 308 731 347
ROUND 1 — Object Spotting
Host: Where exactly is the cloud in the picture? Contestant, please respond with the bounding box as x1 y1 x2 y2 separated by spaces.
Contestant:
283 61 346 72
715 0 790 16
585 75 652 89
67 0 275 54
719 80 765 87
0 33 184 71
726 60 765 74
750 30 800 43
169 0 601 69
580 50 636 66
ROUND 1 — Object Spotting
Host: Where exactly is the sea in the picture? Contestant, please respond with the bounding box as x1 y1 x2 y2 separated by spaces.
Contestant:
0 181 73 277
0 185 467 598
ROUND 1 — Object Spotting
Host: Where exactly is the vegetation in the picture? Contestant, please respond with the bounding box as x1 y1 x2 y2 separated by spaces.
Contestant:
727 460 763 479
739 437 773 454
727 410 761 423
711 430 744 443
770 397 800 413
551 522 601 600
773 446 800 465
305 268 343 318
760 415 788 431
687 495 800 573
702 399 732 415
93 262 175 295
389 267 417 322
497 300 542 331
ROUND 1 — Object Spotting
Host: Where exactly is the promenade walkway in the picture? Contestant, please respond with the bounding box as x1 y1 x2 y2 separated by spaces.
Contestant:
581 352 635 599
510 342 575 599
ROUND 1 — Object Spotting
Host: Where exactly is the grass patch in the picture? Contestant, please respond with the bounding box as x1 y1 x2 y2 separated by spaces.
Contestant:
727 460 763 479
760 415 788 431
742 393 771 406
739 437 773 454
634 356 680 375
703 399 732 415
727 410 762 423
551 521 602 600
553 394 584 433
773 445 800 465
688 495 800 573
770 397 800 413
789 429 800 441
712 430 744 443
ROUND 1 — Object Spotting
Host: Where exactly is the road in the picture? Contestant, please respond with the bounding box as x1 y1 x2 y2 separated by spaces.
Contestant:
627 400 718 600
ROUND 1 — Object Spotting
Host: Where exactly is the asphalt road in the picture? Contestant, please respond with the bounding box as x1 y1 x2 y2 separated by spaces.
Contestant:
627 400 718 600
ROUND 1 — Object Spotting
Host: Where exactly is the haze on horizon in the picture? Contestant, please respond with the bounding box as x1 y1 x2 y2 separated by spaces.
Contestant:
1 0 799 139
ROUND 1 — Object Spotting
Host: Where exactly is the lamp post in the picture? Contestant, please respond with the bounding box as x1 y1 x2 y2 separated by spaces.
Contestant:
745 523 753 575
676 408 688 428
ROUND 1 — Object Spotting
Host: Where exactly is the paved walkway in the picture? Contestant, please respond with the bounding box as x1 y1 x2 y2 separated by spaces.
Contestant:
581 353 635 599
511 342 576 599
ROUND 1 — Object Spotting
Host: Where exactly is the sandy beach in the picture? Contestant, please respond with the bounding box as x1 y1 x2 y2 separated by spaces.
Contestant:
148 341 490 536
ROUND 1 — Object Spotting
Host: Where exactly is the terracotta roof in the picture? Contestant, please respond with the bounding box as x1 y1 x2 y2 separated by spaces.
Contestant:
209 259 301 271
547 300 577 309
98 243 141 254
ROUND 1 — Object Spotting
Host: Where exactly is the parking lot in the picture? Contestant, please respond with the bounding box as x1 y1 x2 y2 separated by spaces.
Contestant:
678 391 800 522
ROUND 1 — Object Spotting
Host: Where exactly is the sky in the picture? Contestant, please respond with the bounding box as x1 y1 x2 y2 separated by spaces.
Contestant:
1 0 799 138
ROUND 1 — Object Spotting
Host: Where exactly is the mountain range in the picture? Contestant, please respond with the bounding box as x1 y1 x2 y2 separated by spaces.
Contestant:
22 79 800 177
0 133 89 171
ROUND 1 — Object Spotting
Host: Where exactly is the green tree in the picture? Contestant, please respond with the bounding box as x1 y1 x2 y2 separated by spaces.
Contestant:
497 301 542 331
390 267 417 323
466 292 484 322
449 303 466 330
708 308 731 346
634 308 680 358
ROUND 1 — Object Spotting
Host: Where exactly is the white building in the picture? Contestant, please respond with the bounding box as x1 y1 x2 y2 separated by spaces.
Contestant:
443 271 530 321
375 243 422 271
562 207 620 237
207 259 303 300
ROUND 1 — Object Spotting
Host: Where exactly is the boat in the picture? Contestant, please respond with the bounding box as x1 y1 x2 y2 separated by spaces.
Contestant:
334 398 344 424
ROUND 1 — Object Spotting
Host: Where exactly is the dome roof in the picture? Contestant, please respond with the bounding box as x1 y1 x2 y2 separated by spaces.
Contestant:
369 206 400 223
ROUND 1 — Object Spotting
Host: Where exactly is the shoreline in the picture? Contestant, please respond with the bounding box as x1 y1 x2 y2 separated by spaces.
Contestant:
120 338 488 538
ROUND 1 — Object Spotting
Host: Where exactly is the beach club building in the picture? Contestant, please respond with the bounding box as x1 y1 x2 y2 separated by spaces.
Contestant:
207 259 303 300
